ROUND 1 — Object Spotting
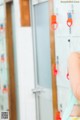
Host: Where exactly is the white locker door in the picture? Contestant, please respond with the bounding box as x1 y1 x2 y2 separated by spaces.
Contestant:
70 37 80 52
55 37 72 117
32 1 53 120
55 36 71 88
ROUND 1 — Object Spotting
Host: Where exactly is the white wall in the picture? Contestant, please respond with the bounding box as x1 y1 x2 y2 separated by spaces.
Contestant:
12 1 36 120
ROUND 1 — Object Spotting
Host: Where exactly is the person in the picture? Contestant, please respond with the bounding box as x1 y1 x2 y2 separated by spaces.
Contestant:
62 52 80 120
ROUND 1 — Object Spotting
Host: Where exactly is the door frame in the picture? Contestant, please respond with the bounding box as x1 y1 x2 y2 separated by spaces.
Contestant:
48 0 58 119
5 1 17 120
30 1 40 120
31 0 58 120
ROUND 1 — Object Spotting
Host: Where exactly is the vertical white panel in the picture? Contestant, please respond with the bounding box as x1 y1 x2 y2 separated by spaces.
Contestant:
57 87 70 117
12 0 36 120
55 37 70 87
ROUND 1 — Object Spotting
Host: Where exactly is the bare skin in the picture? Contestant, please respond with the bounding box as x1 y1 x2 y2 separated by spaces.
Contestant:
67 52 80 116
68 52 80 101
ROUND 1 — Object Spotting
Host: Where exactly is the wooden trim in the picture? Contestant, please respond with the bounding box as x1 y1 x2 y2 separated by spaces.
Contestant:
5 2 17 120
19 0 30 26
48 1 58 120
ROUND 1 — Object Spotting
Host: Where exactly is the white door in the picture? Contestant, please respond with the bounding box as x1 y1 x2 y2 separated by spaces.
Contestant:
31 0 53 120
